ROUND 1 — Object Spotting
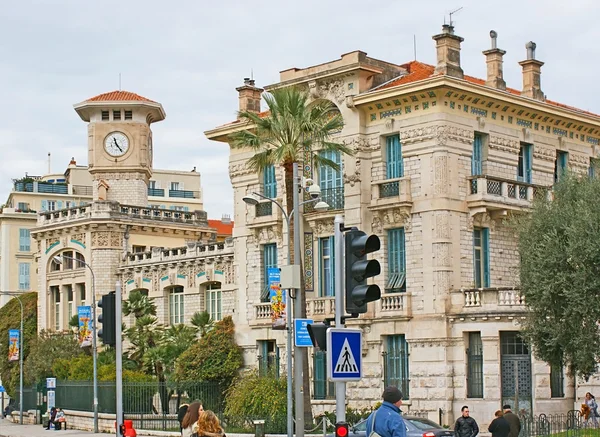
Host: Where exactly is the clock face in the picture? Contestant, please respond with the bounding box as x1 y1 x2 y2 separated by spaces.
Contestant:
104 132 130 157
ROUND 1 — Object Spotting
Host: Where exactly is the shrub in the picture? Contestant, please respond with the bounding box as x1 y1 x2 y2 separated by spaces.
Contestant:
224 369 287 433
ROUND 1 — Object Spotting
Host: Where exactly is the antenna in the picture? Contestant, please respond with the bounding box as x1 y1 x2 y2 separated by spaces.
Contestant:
413 35 417 60
449 7 463 27
251 68 254 81
119 73 122 91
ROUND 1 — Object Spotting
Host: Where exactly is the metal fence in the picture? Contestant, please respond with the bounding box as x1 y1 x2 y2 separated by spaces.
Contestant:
519 411 600 437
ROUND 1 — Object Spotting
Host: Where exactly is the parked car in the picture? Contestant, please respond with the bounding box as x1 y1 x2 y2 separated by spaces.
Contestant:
329 415 454 437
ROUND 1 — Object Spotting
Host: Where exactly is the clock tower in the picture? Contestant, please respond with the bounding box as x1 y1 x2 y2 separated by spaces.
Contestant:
74 91 166 206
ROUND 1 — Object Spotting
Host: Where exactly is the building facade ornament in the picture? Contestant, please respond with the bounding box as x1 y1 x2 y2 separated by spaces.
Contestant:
532 146 555 161
372 208 411 234
343 158 361 187
229 162 256 180
489 135 520 154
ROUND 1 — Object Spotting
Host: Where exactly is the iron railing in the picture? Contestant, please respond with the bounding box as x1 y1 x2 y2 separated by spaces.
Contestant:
148 187 165 196
255 202 273 217
72 185 93 196
305 187 344 212
169 189 200 199
519 411 599 437
14 181 68 194
380 180 400 198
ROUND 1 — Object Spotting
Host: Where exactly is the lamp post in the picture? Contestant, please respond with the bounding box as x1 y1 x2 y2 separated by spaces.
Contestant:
0 291 24 425
52 254 98 433
243 171 328 437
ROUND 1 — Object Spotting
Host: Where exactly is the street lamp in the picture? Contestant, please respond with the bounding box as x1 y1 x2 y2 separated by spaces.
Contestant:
52 254 99 433
243 172 328 437
0 291 24 425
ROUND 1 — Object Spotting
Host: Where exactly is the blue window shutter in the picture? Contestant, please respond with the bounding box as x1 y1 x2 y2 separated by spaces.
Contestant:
41 200 48 211
19 229 30 251
57 201 63 210
319 150 342 189
472 134 482 176
24 264 30 289
387 135 403 179
525 144 533 183
482 228 490 288
184 206 189 212
387 228 406 292
264 165 277 198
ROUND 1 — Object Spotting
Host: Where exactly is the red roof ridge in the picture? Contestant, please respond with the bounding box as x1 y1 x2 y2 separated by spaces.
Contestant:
86 90 156 103
208 219 234 236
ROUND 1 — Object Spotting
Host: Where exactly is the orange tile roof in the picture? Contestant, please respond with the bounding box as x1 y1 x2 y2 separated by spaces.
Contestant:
379 61 599 118
208 219 234 236
86 90 156 103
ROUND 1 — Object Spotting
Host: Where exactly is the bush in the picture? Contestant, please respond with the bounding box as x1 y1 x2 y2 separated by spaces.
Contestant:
322 406 375 430
224 369 287 433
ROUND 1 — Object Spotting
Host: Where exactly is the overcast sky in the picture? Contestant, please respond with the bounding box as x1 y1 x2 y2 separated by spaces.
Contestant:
1 0 598 218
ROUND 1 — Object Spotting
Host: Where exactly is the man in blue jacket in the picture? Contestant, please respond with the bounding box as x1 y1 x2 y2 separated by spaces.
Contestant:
366 386 406 437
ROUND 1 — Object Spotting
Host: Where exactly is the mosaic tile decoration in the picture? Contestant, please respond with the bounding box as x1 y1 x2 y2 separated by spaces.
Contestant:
304 232 314 291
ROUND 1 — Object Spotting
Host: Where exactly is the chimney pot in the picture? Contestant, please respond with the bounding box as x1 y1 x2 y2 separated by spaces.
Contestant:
482 30 506 91
519 42 544 101
526 41 537 60
432 24 464 79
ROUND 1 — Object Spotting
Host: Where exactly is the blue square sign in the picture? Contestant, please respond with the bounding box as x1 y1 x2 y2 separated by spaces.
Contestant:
327 328 362 381
295 319 314 347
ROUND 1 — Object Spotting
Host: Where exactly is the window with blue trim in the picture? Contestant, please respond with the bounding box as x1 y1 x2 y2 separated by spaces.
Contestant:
313 350 334 399
18 263 30 290
19 229 30 252
473 227 490 288
472 134 483 176
383 335 409 400
554 151 568 183
263 165 277 198
386 135 403 178
262 243 277 302
387 228 406 293
518 143 533 183
319 236 335 297
589 158 599 179
318 150 344 210
258 340 279 377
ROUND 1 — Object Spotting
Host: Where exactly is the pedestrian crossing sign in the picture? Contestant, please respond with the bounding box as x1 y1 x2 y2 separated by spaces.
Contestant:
327 328 362 381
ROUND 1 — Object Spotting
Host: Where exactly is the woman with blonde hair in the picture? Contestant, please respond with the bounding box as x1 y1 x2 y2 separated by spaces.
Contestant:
181 401 204 436
193 410 225 437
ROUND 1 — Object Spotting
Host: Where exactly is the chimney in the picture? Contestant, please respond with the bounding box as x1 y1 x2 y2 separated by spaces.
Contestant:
432 24 464 79
482 30 506 91
236 77 263 115
518 41 544 101
69 157 77 167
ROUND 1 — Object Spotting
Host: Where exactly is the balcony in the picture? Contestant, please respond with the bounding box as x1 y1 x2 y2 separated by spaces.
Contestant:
450 287 527 316
123 241 233 266
15 181 68 194
304 187 344 213
378 292 412 319
467 175 550 216
306 296 336 320
148 187 165 196
72 185 92 196
147 188 201 199
370 177 412 212
246 198 282 229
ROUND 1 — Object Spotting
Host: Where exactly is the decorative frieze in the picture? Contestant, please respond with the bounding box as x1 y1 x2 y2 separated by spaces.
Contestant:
401 125 473 146
569 153 589 169
343 158 361 187
489 135 520 154
229 163 256 180
343 136 380 153
533 147 555 162
308 78 345 104
433 155 448 196
91 231 122 248
371 208 411 234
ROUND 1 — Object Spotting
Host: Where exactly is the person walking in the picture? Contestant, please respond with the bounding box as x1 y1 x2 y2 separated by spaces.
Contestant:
181 401 204 436
454 406 479 437
193 410 226 437
488 410 511 437
366 386 406 437
502 405 521 437
585 393 599 426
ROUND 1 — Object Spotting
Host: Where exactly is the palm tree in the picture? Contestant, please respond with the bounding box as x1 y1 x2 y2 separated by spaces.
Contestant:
122 290 156 319
230 86 352 424
190 311 214 337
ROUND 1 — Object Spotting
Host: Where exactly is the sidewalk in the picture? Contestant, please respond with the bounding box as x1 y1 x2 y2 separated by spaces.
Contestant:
0 419 107 437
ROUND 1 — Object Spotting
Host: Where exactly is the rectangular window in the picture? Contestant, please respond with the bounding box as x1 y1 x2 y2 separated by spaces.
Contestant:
473 227 490 288
170 182 180 191
67 285 74 319
52 286 60 331
319 236 335 297
386 135 403 179
124 110 133 120
313 350 335 399
589 158 599 179
18 263 30 290
113 110 121 120
149 180 157 189
17 202 29 211
262 243 277 302
78 283 86 303
133 245 146 253
384 335 409 399
472 133 483 176
206 283 222 321
47 200 56 211
263 165 277 198
101 110 109 121
550 364 565 398
169 286 184 325
318 150 344 210
19 229 30 252
258 340 279 377
63 251 74 270
387 228 406 293
517 143 533 183
555 151 568 183
467 332 484 398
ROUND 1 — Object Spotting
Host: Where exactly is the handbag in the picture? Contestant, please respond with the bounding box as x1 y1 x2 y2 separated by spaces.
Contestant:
369 408 381 437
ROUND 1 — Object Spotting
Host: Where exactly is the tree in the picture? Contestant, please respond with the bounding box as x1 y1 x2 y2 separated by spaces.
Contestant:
23 331 83 386
229 86 351 422
516 173 600 381
0 292 37 396
190 311 214 337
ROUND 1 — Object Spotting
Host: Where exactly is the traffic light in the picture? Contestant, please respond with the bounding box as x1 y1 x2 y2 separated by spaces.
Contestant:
98 292 116 347
335 422 349 437
345 229 381 315
307 322 329 351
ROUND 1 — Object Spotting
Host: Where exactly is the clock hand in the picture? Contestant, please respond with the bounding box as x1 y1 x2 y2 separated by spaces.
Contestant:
113 138 123 152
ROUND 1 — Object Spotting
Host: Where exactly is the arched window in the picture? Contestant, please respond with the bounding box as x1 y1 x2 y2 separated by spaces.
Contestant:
205 282 222 321
168 286 184 325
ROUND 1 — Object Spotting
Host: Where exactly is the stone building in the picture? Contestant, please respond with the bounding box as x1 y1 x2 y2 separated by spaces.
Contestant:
205 26 600 425
30 91 229 331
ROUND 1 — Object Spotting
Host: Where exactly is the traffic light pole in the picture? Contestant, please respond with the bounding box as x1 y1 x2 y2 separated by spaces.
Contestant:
333 214 346 422
115 281 123 436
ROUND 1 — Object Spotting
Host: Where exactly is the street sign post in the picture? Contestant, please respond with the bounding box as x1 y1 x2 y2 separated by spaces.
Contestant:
294 318 314 347
327 328 362 381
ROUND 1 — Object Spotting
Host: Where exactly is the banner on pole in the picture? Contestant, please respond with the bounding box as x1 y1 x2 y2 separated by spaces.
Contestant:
8 329 19 362
78 306 93 347
268 267 286 329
